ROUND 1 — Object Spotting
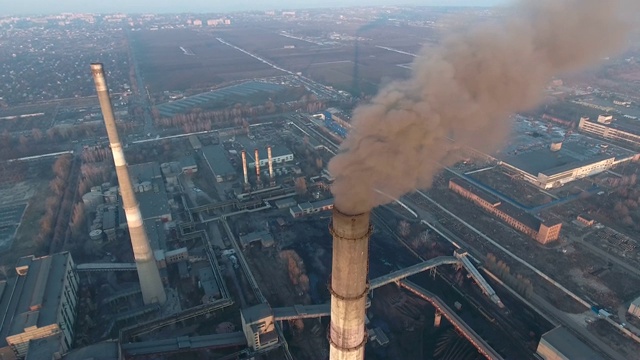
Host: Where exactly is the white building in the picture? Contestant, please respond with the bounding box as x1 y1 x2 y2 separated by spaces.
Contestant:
628 296 640 318
241 304 279 351
579 116 640 147
0 252 79 358
246 146 294 168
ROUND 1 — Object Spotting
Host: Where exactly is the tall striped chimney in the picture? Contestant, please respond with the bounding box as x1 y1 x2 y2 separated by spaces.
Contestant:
91 63 166 305
254 148 262 187
241 149 249 185
267 145 275 186
329 208 371 360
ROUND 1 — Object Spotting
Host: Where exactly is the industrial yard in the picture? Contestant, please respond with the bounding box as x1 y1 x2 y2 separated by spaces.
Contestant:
1 4 640 360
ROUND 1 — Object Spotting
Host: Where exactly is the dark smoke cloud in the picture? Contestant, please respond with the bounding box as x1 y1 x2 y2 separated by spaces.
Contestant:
329 0 635 215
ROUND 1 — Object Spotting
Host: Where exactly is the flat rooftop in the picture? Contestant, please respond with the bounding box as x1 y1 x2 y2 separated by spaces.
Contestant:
582 115 640 135
451 178 556 230
128 162 163 182
539 326 605 360
234 137 292 161
0 253 73 347
136 179 170 220
450 178 501 206
502 149 578 177
201 145 235 177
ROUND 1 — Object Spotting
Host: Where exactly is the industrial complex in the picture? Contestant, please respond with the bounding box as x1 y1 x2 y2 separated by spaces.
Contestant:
2 6 640 360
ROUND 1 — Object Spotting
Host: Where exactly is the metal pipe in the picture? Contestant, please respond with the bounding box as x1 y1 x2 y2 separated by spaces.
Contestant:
329 208 371 360
241 150 249 185
91 63 166 305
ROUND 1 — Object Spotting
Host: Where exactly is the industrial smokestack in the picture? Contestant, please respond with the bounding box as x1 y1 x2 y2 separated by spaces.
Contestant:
241 149 249 185
91 63 166 305
254 148 261 187
329 208 371 360
267 145 274 186
328 0 635 215
326 1 635 360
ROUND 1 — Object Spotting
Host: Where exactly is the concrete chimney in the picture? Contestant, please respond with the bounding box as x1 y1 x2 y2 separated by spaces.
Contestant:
254 148 262 187
91 63 166 305
241 150 249 185
267 145 275 186
329 208 371 360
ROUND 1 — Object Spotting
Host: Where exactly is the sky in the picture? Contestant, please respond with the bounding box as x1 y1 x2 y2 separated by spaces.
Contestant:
2 0 507 16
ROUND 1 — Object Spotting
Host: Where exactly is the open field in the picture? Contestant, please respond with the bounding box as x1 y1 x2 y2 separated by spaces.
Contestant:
133 26 418 95
0 179 48 263
132 29 281 92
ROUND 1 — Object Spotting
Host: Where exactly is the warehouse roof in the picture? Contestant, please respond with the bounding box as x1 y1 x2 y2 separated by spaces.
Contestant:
239 230 275 248
450 178 501 206
144 219 166 251
242 303 273 324
129 162 163 182
136 179 170 220
0 253 73 347
502 149 578 177
201 145 236 177
450 178 553 230
541 155 612 176
539 326 604 360
235 137 293 163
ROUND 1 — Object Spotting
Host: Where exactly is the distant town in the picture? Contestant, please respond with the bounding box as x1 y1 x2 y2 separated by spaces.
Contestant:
0 4 640 360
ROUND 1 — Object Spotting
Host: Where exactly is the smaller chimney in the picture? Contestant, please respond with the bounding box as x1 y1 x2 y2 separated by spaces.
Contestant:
267 145 275 187
241 150 249 185
255 148 262 188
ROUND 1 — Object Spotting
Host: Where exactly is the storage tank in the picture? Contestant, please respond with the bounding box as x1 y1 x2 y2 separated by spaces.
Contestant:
82 192 104 212
104 190 117 204
90 229 103 241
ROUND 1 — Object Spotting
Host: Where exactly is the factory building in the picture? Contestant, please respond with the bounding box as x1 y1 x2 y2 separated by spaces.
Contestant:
202 145 236 183
628 296 640 318
198 267 221 304
536 326 604 360
449 179 562 244
0 252 79 358
244 145 293 168
499 141 638 189
239 230 275 248
241 304 279 351
290 198 334 218
179 155 198 174
579 116 640 147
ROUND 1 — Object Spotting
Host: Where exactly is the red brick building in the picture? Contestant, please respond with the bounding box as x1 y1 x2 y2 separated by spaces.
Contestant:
449 178 561 244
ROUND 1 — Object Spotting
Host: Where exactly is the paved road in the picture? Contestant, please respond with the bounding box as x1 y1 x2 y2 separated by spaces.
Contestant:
534 294 624 360
573 233 640 279
126 29 157 137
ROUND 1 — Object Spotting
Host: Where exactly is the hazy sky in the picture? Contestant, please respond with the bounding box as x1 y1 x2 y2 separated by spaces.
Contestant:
3 1 507 16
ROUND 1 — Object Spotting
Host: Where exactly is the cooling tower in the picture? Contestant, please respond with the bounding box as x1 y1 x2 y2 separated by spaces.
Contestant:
329 208 371 360
91 63 167 305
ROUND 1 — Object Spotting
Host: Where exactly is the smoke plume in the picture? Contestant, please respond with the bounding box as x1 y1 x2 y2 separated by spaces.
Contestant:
329 0 635 215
